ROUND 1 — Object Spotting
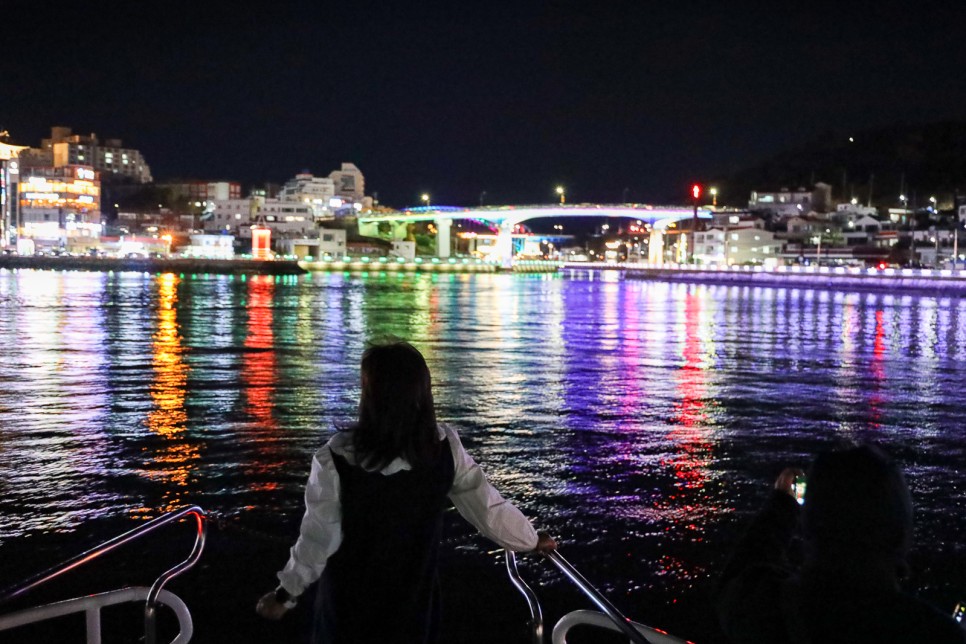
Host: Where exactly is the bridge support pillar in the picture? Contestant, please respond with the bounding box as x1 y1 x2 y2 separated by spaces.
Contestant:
648 229 665 266
435 217 451 258
495 223 514 268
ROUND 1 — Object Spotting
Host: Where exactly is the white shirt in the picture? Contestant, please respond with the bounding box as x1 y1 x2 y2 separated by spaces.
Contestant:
277 423 540 596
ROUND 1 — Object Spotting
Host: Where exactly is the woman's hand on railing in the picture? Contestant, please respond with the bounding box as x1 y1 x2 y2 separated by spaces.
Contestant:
255 591 291 620
533 531 557 555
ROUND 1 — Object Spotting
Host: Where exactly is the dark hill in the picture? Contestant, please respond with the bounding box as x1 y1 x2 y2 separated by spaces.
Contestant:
711 121 966 209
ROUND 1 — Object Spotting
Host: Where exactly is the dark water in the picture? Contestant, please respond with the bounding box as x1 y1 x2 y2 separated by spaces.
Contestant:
1 268 965 642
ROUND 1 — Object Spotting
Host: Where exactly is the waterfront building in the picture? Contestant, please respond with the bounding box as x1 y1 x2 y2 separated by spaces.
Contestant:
277 229 347 259
277 172 337 220
115 208 191 235
695 226 783 266
779 213 842 240
95 234 171 257
824 205 897 250
710 211 764 230
204 195 316 240
17 164 102 248
157 180 241 204
839 214 889 247
319 229 347 257
835 202 878 218
748 183 832 218
886 207 914 226
23 127 153 184
329 162 365 202
1 140 29 246
782 215 814 244
179 233 235 259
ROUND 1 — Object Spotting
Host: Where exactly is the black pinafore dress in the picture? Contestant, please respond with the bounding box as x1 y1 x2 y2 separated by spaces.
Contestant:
312 438 455 644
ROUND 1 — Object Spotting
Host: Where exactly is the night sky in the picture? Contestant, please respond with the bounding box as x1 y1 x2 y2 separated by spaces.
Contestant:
2 1 963 207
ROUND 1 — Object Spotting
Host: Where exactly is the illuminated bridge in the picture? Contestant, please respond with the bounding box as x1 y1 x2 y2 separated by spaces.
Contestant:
357 204 713 264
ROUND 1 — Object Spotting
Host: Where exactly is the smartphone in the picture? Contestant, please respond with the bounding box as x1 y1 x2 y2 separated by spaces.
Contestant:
792 475 806 506
954 601 965 624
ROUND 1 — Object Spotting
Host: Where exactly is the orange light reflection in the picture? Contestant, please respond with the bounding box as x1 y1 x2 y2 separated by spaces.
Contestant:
141 273 199 514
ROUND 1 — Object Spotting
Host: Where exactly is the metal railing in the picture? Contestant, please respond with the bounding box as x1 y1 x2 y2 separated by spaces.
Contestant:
505 548 544 644
551 609 690 644
506 549 689 644
0 505 207 644
0 587 193 644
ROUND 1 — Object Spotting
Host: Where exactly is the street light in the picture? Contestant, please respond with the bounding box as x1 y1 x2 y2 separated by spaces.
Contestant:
929 196 937 212
555 185 565 205
421 193 431 207
710 187 718 207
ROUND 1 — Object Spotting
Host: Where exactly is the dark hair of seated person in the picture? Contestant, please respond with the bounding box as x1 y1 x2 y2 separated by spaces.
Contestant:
802 443 913 577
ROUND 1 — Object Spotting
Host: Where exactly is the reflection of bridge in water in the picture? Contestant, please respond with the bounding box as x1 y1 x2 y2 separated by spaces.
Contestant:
358 204 713 264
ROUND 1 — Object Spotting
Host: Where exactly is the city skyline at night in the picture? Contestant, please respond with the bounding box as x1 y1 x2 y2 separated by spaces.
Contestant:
0 2 963 207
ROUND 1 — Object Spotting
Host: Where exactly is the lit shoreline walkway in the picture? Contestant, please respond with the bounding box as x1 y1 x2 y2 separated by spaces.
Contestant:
0 255 307 275
565 262 966 294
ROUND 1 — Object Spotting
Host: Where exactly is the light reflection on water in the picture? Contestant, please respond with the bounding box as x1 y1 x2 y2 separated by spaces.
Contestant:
1 269 965 638
139 274 195 510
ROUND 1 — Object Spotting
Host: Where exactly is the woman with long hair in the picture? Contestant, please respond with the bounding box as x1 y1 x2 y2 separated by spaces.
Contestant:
257 341 555 642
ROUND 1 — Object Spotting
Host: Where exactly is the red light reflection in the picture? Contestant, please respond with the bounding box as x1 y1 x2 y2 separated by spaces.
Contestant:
244 276 278 428
665 293 713 496
243 275 281 491
867 309 886 429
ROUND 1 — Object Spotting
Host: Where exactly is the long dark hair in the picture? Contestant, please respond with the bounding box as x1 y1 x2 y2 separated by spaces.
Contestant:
351 341 441 470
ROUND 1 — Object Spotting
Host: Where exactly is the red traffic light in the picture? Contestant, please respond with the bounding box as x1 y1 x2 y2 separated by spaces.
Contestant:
691 184 702 200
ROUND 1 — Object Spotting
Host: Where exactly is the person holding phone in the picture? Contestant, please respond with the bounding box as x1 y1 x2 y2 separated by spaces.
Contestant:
716 444 966 643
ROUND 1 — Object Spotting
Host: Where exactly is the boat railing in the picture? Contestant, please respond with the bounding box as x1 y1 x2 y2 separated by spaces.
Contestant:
505 549 691 644
0 505 207 644
504 547 544 644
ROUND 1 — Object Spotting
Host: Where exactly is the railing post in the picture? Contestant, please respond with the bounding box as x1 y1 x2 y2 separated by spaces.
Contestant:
144 602 157 644
86 606 101 644
504 551 544 644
